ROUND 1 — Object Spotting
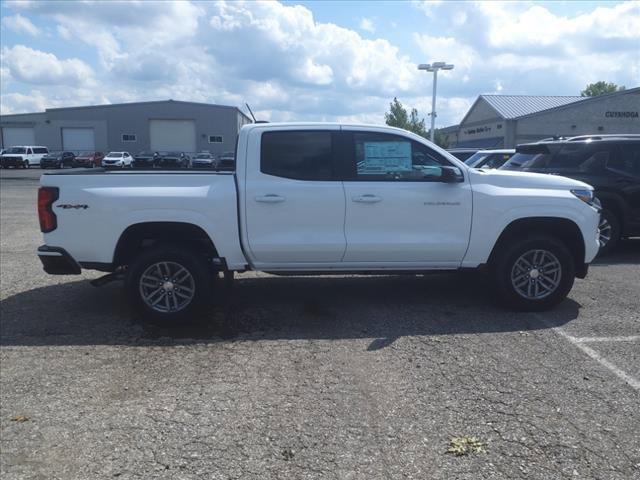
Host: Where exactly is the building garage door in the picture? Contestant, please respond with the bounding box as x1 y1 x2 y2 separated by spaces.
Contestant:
149 119 196 153
1 127 35 148
62 128 95 152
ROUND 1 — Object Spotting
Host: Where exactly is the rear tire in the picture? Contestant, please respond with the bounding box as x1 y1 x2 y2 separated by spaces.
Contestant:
126 244 212 324
492 235 575 311
597 209 620 256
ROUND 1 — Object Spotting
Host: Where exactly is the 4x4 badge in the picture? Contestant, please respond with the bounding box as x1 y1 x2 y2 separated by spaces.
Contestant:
57 204 89 209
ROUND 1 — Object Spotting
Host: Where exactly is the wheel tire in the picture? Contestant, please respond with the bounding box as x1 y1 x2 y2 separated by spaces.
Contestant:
23 160 29 169
492 235 575 311
597 209 620 256
126 244 212 324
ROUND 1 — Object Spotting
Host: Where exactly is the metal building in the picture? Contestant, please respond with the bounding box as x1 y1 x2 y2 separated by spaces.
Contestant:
0 100 252 155
443 87 640 148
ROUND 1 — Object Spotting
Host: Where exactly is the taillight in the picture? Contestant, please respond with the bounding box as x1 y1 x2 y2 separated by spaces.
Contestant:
38 187 59 233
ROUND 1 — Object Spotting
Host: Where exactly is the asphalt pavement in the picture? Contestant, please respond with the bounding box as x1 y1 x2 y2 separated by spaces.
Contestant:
1 168 639 479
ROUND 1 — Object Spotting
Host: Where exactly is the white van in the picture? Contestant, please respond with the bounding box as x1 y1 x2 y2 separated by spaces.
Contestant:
0 146 49 168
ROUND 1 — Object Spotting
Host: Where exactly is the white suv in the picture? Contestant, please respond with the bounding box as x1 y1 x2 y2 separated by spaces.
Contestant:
102 152 133 168
0 146 49 168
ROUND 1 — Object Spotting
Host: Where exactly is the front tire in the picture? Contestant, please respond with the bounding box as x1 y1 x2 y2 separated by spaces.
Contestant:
492 235 575 311
126 245 212 323
23 160 29 169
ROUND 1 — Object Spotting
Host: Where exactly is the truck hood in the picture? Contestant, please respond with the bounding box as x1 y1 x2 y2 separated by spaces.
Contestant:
469 168 592 191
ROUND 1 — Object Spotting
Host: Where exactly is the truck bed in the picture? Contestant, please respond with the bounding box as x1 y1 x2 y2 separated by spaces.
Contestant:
40 170 246 269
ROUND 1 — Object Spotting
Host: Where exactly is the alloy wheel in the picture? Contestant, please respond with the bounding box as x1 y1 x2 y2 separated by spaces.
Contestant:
598 216 612 248
510 249 562 300
139 261 196 313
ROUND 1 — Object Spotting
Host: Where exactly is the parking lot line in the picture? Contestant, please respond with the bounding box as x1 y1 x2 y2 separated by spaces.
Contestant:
572 335 640 343
533 314 640 392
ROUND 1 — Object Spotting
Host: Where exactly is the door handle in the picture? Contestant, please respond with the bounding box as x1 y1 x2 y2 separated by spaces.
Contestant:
255 194 285 203
352 194 382 203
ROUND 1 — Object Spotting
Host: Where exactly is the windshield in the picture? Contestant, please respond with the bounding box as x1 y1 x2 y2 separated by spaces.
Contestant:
196 154 211 159
7 147 26 154
78 151 93 156
137 151 154 156
164 152 181 156
106 152 123 158
464 152 490 167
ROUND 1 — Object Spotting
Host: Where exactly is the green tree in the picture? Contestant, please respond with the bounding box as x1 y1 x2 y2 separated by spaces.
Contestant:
580 81 625 97
384 97 448 147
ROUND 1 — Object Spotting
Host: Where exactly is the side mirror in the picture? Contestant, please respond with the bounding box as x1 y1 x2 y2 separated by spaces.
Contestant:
440 166 464 183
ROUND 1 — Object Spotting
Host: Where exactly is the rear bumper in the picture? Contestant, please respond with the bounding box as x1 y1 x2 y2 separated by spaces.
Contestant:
37 245 81 275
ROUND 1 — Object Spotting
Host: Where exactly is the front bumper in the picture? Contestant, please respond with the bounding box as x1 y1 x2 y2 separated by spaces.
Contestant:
1 157 24 167
37 245 81 275
192 161 213 169
40 160 60 168
103 160 124 167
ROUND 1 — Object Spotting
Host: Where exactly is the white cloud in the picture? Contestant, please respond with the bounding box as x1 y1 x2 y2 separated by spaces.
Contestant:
478 1 640 51
1 45 95 86
1 13 40 36
56 24 70 40
360 17 375 33
1 0 638 128
412 0 640 103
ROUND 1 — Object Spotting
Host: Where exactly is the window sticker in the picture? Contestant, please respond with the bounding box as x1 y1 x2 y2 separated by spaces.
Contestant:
359 141 412 174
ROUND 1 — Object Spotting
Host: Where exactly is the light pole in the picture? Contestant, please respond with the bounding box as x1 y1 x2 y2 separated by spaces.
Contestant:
418 62 454 142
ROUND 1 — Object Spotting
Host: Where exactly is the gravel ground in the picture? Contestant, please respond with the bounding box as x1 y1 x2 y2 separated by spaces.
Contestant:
1 168 639 479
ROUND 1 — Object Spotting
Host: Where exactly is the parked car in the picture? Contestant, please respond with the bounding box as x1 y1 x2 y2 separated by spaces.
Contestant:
447 148 481 162
40 151 76 169
37 122 600 322
102 152 133 168
157 151 190 169
73 151 104 168
133 151 160 169
191 152 217 169
465 149 515 169
0 146 48 168
218 151 235 170
501 136 640 253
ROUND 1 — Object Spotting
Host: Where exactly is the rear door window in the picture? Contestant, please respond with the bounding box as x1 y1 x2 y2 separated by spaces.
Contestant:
261 131 333 181
545 144 612 174
607 143 640 178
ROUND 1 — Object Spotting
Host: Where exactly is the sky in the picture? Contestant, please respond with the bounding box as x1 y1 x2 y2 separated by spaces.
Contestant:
0 0 638 127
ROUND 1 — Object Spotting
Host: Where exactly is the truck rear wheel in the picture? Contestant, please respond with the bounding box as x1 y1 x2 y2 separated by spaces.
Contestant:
492 235 575 311
126 245 211 323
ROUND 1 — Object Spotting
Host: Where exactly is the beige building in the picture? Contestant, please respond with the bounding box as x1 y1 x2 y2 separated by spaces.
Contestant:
443 87 639 148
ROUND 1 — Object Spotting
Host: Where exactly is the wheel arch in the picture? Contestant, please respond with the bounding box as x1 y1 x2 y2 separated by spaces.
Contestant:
487 217 586 274
113 221 219 268
595 191 627 227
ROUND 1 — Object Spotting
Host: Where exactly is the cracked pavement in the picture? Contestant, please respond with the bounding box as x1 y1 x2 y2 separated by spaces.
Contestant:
1 169 639 479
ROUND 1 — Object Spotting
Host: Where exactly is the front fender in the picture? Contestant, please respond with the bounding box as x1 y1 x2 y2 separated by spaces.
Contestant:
462 190 600 267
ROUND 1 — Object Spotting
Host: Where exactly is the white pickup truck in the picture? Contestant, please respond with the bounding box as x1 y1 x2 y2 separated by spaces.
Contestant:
37 123 600 321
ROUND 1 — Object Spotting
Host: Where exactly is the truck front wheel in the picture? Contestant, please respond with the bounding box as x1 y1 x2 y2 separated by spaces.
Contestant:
126 245 211 323
492 235 575 311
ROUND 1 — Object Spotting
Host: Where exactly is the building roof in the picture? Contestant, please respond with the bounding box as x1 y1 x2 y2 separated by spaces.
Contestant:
480 95 583 119
1 99 253 122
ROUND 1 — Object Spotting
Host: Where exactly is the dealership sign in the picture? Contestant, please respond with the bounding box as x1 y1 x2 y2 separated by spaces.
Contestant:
605 111 639 118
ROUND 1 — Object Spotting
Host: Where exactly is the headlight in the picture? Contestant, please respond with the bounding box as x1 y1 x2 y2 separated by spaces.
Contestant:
570 189 594 205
